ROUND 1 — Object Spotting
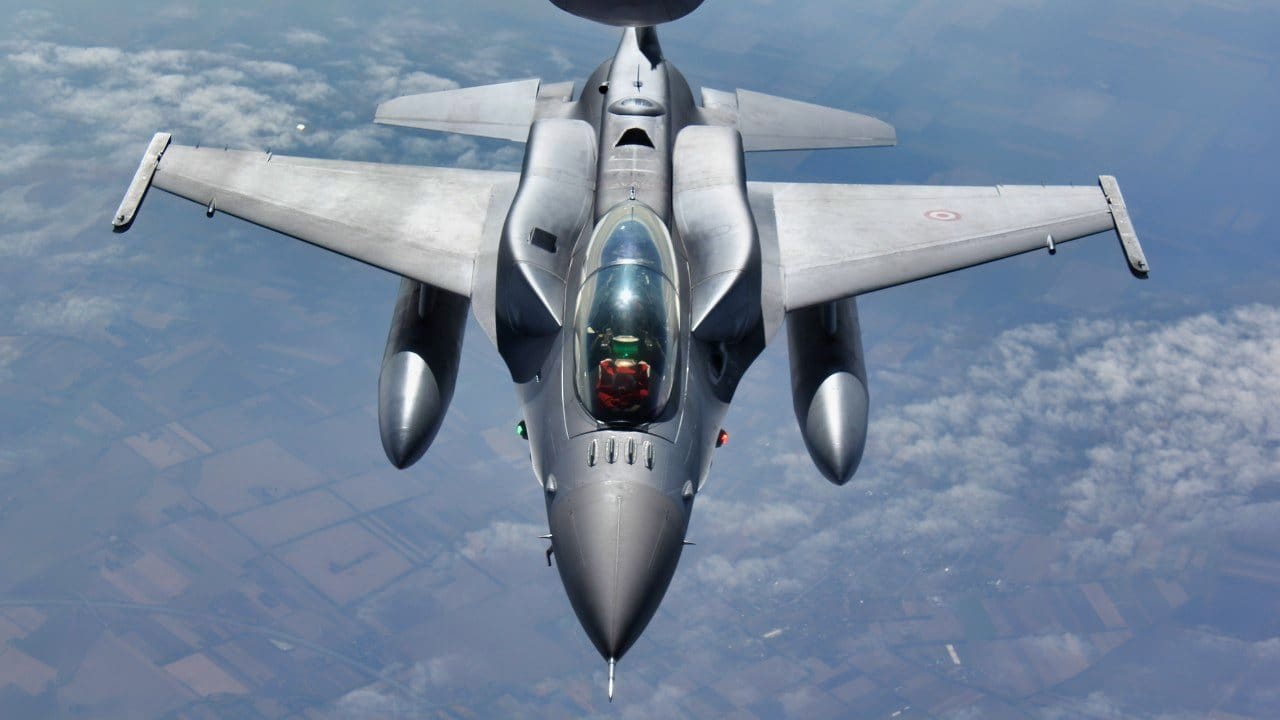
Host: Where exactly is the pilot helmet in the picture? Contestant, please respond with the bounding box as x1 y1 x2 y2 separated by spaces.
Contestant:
611 334 640 359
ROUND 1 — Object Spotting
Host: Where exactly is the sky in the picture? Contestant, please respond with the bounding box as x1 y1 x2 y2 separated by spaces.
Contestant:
1 0 1278 717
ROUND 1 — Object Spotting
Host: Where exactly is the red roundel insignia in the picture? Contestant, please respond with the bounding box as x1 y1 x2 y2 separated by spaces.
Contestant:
925 209 961 221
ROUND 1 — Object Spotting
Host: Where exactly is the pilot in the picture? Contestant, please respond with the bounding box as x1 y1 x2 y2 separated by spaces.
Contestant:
595 334 651 413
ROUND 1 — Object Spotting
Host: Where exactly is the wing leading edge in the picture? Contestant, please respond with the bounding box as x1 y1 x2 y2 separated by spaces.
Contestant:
751 177 1148 311
112 133 518 298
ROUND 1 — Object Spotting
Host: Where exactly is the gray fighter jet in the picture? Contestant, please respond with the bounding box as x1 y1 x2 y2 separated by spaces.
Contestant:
112 0 1148 698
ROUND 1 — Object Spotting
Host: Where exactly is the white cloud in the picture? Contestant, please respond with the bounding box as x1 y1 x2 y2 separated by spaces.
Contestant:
329 655 478 719
1252 636 1280 661
694 305 1280 600
15 292 122 338
695 552 802 594
282 28 330 47
5 42 330 156
1037 691 1127 720
331 685 407 719
699 496 816 537
879 305 1278 572
0 338 20 383
619 682 688 720
459 520 544 561
0 141 50 178
548 47 574 75
394 71 459 95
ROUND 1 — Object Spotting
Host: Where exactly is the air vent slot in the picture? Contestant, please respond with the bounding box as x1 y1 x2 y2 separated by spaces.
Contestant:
528 227 557 253
615 128 655 148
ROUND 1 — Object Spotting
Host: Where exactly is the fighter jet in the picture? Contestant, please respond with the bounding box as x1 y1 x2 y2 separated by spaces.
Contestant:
112 0 1148 698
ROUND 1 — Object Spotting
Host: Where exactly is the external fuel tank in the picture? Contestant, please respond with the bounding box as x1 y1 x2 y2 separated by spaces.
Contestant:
378 278 468 469
786 297 870 485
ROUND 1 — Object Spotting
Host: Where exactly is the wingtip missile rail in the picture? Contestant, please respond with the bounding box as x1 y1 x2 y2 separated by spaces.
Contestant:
112 132 171 233
1099 175 1150 279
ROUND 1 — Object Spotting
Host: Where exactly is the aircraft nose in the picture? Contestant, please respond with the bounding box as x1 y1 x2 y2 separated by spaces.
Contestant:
548 480 688 661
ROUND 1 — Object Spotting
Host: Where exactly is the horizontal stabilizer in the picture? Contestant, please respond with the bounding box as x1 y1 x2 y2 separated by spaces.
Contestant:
701 88 896 152
375 79 575 142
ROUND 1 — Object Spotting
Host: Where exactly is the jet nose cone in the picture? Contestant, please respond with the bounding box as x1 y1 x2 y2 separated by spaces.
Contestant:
549 480 688 661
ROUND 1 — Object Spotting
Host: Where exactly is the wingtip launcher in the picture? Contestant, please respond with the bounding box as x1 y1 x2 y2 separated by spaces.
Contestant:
1099 175 1150 279
112 132 171 233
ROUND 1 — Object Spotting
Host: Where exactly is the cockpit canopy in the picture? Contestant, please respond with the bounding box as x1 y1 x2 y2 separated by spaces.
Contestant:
574 203 680 424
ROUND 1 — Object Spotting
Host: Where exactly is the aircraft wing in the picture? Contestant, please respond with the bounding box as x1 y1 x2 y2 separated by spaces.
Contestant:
112 133 518 298
750 176 1148 310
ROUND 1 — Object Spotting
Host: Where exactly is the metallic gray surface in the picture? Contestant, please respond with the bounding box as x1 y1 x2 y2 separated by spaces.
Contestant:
378 279 469 469
802 372 869 484
495 118 597 382
788 298 869 485
374 78 542 141
733 88 897 151
147 148 516 298
112 132 170 232
548 0 706 27
698 88 897 152
595 28 680 223
379 351 439 469
374 78 581 142
114 16 1150 685
672 124 760 342
751 181 1142 310
548 474 688 660
1099 175 1149 277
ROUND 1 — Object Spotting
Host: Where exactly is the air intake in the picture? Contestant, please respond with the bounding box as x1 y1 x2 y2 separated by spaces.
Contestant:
616 128 655 148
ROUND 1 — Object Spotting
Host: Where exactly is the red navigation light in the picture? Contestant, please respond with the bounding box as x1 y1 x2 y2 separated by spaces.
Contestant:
716 429 729 448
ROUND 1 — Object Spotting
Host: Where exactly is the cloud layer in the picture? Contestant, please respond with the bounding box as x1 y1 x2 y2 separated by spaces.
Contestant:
691 304 1280 599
